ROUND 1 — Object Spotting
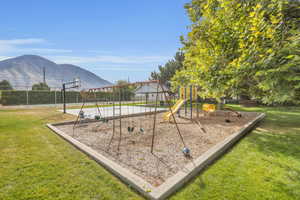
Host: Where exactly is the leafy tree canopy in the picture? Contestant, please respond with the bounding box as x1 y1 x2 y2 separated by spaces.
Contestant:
0 80 13 90
150 52 184 87
32 82 50 91
172 0 300 104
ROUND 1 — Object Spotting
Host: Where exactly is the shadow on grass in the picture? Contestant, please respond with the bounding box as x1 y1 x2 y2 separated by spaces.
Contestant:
248 129 300 160
170 106 300 199
263 157 300 197
247 129 300 197
231 105 300 198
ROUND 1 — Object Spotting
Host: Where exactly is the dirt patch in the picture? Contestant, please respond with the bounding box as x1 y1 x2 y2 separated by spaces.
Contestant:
55 110 258 187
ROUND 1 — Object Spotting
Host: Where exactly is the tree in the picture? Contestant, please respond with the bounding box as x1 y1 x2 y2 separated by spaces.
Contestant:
172 0 300 104
32 82 50 91
113 80 135 101
0 80 13 90
150 52 184 87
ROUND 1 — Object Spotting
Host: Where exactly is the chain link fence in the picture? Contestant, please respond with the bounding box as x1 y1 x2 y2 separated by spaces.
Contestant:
0 90 83 106
0 84 142 106
0 84 94 106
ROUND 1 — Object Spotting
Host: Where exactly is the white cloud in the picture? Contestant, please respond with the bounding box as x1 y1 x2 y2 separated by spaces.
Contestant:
20 48 73 54
0 38 72 54
91 67 149 72
0 43 16 53
86 64 153 72
0 38 46 45
87 50 112 54
50 55 169 65
0 38 170 69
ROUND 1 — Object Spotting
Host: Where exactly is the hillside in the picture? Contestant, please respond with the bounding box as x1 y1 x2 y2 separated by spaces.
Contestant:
0 55 111 89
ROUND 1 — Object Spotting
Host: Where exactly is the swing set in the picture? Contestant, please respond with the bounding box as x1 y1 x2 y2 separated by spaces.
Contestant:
73 80 191 157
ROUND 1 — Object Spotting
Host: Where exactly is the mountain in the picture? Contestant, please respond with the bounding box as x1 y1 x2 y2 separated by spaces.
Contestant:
0 55 112 90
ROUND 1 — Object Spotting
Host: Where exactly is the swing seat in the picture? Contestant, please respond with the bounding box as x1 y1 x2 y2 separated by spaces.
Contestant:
94 115 101 120
127 127 134 132
79 111 85 119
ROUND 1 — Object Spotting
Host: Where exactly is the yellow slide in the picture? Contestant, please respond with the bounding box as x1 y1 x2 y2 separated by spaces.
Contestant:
163 99 186 121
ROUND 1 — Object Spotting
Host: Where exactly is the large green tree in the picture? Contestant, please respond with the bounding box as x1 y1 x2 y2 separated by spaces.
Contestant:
32 82 50 91
150 52 184 87
173 0 300 104
0 80 13 90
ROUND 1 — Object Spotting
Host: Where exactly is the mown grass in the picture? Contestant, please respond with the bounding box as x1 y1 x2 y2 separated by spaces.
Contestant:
171 105 300 200
0 105 299 199
0 108 142 200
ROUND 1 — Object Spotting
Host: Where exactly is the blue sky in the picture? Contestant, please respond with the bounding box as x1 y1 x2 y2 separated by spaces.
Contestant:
0 0 190 83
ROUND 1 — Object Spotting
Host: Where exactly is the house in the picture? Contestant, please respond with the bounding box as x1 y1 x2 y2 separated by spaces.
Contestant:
134 82 169 102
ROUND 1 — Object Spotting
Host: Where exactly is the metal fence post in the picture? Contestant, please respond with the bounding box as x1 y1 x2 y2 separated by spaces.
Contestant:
26 87 29 105
63 84 66 113
54 89 56 104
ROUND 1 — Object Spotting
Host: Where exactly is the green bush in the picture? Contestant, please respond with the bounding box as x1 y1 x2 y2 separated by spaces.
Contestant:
0 90 27 105
0 90 114 105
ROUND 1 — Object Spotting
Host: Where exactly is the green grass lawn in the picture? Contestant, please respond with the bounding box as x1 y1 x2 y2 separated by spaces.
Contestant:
171 105 300 200
0 105 299 200
0 109 142 200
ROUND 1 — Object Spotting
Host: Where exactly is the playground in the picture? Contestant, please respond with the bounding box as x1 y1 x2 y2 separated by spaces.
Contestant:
46 80 265 199
54 111 259 186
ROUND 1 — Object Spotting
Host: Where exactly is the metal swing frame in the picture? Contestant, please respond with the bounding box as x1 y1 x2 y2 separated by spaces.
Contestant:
74 80 188 155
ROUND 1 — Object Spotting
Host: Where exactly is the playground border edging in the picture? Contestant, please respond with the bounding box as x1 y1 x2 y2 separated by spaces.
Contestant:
47 112 265 200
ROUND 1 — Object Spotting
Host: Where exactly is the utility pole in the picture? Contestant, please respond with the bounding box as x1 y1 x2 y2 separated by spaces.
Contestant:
43 67 46 84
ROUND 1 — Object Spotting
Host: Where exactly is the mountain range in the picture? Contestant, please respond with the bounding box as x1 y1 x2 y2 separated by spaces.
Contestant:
0 55 112 90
